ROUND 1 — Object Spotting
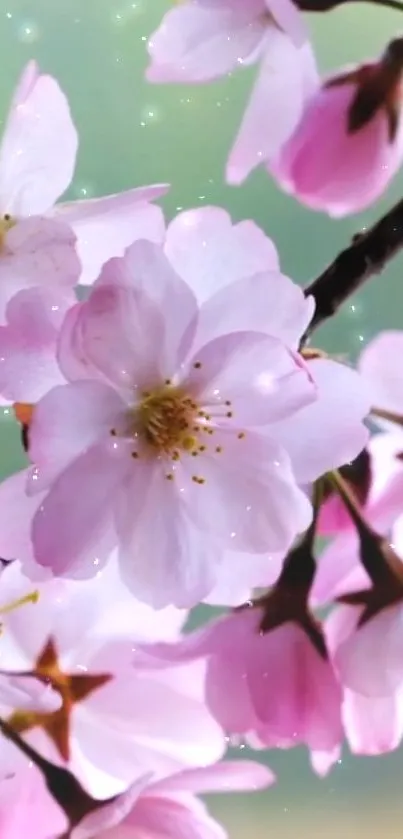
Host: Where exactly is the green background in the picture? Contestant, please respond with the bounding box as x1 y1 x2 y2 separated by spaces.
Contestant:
0 1 402 836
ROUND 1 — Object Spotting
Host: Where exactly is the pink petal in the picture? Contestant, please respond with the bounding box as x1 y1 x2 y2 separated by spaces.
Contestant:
182 430 312 553
359 331 403 428
248 624 342 752
55 185 169 286
156 760 275 795
164 206 279 304
147 0 267 83
0 469 39 564
0 287 69 402
343 688 403 755
31 440 130 575
269 358 371 483
0 67 77 215
185 331 315 426
195 271 314 352
270 78 403 217
94 240 198 374
126 791 226 839
227 32 319 184
72 776 152 839
334 604 403 697
265 0 308 46
116 463 221 608
9 61 40 109
310 533 369 607
28 380 126 492
205 549 283 607
83 658 224 782
59 283 167 397
0 217 80 321
0 767 67 839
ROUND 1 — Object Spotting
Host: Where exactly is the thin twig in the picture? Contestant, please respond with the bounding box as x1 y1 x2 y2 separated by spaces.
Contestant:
302 197 403 341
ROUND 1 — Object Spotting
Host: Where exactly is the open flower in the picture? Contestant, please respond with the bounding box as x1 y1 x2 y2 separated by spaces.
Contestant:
0 61 168 289
0 560 223 799
15 239 317 608
270 39 403 216
132 604 342 775
146 0 319 184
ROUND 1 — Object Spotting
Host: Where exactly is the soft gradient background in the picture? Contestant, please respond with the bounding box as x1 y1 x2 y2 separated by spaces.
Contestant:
0 1 402 836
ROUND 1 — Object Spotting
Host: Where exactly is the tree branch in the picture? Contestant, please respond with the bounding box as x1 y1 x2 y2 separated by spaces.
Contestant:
302 196 403 341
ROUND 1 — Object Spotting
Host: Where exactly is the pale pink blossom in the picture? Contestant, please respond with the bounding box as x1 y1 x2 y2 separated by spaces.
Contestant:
0 61 168 287
146 1 319 184
136 606 343 773
270 51 403 216
12 239 317 608
0 759 273 839
0 560 224 798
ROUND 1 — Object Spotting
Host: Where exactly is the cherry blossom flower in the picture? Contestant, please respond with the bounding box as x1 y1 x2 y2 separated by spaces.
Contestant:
0 61 168 288
9 239 319 608
0 560 224 799
146 0 319 184
135 604 343 774
0 758 273 839
270 39 403 216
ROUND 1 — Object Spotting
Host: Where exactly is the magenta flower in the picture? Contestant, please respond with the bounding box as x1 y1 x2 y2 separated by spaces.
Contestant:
17 239 317 608
134 605 343 774
0 61 168 287
270 42 403 216
0 560 224 798
146 1 319 184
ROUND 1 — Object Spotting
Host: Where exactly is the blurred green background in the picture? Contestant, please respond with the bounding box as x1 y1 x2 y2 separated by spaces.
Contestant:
0 1 402 836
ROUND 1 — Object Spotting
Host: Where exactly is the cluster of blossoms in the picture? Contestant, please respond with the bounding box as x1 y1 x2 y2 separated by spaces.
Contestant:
0 0 403 836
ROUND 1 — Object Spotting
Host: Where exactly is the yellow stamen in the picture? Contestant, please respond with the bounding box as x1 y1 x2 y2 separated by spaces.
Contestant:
0 590 39 616
0 214 15 252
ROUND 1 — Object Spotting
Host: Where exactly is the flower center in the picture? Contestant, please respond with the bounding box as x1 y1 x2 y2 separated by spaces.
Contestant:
0 214 15 252
136 384 199 455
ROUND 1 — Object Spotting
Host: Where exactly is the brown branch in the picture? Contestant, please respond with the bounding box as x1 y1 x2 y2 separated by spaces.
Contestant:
302 196 403 341
297 0 403 13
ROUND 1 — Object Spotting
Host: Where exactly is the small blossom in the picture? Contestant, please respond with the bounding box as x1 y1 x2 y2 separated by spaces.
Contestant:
270 39 403 216
17 240 316 608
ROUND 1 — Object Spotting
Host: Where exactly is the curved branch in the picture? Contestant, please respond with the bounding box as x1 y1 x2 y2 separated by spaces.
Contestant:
303 196 403 341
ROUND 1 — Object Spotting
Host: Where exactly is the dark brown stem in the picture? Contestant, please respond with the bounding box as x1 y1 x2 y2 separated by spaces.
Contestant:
302 197 403 341
297 0 403 12
0 716 106 834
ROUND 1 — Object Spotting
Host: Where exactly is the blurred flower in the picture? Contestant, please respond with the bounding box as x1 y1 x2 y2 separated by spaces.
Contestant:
0 61 168 288
0 560 223 798
146 0 319 184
